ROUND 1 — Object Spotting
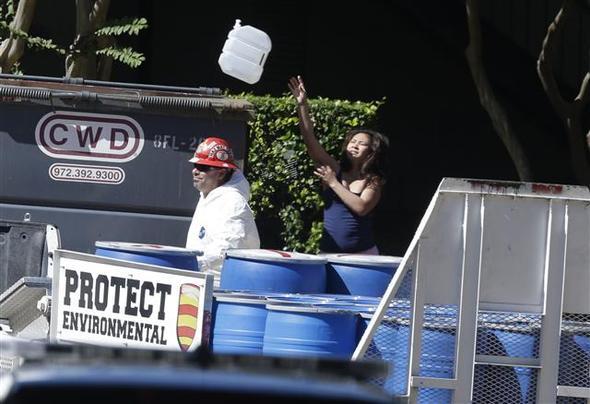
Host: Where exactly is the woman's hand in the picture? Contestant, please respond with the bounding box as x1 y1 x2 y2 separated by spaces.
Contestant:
288 76 339 170
314 165 338 187
288 76 308 105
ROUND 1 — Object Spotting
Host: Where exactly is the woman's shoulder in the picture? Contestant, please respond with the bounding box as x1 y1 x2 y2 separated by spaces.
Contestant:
342 170 383 190
359 174 385 194
370 174 386 186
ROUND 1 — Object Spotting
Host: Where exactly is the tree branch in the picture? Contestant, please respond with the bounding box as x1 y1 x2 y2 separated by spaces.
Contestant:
465 0 532 180
537 0 572 117
96 34 114 80
92 0 113 80
67 0 113 79
577 72 589 104
0 0 37 72
579 72 589 150
89 0 110 31
537 0 590 185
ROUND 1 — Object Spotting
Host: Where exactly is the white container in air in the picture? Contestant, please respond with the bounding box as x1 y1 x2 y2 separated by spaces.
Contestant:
218 19 272 84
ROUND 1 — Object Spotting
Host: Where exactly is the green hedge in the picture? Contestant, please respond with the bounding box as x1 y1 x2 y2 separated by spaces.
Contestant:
236 93 384 253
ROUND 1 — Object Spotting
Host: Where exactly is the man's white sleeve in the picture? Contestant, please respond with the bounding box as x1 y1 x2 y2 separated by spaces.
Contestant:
199 194 250 272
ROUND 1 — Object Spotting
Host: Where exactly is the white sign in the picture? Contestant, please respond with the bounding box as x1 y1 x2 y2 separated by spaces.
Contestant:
50 250 213 351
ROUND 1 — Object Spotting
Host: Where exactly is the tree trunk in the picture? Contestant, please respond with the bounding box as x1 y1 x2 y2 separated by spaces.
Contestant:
537 0 590 186
65 0 111 79
96 34 114 80
0 0 37 72
464 0 533 181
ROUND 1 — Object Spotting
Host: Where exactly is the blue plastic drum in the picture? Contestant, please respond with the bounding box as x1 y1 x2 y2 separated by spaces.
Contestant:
324 254 402 297
211 291 269 354
365 305 457 403
221 249 326 293
95 241 199 271
263 303 357 359
313 296 380 351
476 313 540 403
278 294 382 353
318 296 411 343
558 321 590 391
314 296 380 319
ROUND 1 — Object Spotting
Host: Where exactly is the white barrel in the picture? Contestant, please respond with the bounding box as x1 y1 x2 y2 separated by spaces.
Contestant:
218 19 272 84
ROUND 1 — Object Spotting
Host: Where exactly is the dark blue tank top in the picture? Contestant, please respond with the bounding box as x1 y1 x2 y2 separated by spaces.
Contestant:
320 181 376 253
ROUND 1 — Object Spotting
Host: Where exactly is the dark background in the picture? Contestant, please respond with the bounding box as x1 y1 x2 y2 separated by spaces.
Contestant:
20 0 590 255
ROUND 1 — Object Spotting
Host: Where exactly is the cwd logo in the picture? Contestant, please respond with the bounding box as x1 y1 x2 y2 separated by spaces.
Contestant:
35 111 144 162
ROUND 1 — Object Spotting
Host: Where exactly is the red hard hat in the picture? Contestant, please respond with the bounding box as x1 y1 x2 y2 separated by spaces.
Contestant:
188 137 238 169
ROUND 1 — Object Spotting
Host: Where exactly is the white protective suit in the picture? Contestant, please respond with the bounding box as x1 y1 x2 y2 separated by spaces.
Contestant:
186 169 260 287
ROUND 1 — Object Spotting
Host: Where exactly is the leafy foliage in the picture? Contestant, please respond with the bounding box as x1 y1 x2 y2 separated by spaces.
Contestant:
0 1 147 73
0 1 66 57
95 17 148 36
0 0 15 27
96 46 145 68
237 93 384 253
0 19 66 53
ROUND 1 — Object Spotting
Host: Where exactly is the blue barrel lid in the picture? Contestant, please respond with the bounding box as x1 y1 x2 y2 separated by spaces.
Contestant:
213 289 285 298
324 295 381 304
266 303 357 315
95 241 201 256
359 302 459 330
561 320 590 333
224 249 327 264
371 314 458 330
266 294 333 305
213 290 265 299
324 254 403 267
214 290 302 303
314 301 378 314
477 312 542 332
309 295 411 309
214 296 269 305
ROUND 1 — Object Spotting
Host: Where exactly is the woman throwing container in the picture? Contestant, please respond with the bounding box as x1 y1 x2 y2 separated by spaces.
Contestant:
288 76 389 254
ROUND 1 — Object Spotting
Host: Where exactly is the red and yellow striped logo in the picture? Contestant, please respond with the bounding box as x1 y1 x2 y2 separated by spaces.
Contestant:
176 283 200 351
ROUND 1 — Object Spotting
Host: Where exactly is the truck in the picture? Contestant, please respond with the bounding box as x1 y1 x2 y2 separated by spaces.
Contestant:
0 74 252 293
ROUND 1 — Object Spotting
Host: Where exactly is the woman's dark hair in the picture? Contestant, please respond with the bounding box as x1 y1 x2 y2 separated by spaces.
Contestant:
339 128 389 186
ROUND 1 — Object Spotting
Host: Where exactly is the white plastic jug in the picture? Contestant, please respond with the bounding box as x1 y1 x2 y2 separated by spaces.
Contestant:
218 19 272 84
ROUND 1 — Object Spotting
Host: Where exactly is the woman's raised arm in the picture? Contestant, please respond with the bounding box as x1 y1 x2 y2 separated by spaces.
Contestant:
288 76 339 170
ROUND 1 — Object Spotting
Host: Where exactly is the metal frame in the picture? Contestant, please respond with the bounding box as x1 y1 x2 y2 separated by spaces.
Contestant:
44 223 61 279
353 178 590 403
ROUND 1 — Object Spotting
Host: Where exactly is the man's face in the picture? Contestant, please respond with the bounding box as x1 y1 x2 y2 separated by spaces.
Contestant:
192 163 227 197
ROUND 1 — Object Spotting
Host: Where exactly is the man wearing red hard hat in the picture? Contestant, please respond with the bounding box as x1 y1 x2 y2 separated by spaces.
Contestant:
186 137 260 286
